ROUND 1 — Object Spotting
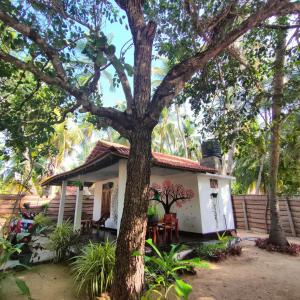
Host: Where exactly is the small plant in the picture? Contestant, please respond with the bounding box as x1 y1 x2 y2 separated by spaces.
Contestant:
0 237 22 269
0 238 32 299
196 239 242 262
196 242 228 262
71 240 115 299
255 238 300 255
41 202 49 214
143 239 207 299
49 220 80 262
33 213 54 235
147 205 159 224
15 278 33 300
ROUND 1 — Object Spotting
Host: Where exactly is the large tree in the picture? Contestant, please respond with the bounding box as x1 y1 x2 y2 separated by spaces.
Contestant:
178 15 300 246
0 1 299 298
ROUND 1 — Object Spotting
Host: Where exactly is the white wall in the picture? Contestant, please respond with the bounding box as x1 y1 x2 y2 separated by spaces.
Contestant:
197 175 235 234
91 161 235 235
150 173 202 233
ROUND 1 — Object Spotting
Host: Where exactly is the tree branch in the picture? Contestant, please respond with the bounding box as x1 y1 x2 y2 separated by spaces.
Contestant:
261 24 300 30
95 116 129 139
148 0 298 121
0 50 68 89
0 50 130 134
0 10 67 81
28 0 93 31
104 50 134 113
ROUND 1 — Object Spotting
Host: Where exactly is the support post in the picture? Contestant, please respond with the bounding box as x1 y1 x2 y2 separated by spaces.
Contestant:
57 181 67 226
242 197 249 230
93 182 102 221
74 184 84 232
117 160 127 233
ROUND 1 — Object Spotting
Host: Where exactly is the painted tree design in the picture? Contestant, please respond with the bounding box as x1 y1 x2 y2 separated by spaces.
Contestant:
150 180 194 214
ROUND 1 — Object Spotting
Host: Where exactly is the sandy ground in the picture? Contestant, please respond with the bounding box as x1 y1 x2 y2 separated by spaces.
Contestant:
1 230 299 300
0 263 80 300
186 230 300 300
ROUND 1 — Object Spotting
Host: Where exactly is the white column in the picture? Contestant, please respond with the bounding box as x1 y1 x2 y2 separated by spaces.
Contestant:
57 181 67 226
93 182 102 221
117 160 127 233
73 184 84 231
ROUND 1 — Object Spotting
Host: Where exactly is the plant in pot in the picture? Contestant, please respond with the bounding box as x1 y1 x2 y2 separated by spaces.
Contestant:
147 205 159 225
149 180 194 217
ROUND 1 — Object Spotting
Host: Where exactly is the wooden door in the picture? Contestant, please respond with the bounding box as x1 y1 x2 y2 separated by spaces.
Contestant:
101 188 112 217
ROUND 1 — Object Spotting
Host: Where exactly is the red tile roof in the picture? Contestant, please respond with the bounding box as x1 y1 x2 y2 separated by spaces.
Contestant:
42 140 216 186
86 141 216 173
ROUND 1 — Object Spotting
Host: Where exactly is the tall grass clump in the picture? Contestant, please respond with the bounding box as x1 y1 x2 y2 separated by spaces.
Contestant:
71 240 115 299
49 220 80 262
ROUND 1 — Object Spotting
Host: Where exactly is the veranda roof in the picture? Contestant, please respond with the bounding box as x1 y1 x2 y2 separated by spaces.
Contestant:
42 140 216 186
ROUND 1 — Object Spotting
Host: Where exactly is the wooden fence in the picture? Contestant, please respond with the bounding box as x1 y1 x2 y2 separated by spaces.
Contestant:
0 194 94 221
232 195 300 237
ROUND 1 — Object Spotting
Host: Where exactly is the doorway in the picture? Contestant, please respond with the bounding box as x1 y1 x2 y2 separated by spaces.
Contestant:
101 182 113 217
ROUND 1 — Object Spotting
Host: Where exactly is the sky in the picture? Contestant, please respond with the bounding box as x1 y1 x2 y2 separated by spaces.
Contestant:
100 16 163 108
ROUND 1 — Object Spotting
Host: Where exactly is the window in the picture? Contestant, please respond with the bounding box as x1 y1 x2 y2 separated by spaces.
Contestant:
210 179 218 188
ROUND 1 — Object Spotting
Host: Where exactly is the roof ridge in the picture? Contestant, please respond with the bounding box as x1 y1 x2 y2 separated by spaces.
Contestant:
92 140 200 164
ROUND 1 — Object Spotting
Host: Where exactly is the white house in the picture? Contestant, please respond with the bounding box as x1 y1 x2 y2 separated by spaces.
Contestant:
42 140 235 235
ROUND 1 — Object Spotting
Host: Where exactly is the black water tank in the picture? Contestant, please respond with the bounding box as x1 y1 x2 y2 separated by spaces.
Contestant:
201 139 222 158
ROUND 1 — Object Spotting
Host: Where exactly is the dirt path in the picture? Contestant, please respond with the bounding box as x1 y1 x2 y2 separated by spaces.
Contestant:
186 231 300 300
1 230 299 300
0 263 80 300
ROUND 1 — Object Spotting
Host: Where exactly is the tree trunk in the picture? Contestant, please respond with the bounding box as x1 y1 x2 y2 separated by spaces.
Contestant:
111 127 152 300
268 28 288 246
255 155 264 195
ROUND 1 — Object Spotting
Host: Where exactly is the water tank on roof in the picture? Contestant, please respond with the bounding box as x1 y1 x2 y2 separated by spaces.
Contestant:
201 139 222 158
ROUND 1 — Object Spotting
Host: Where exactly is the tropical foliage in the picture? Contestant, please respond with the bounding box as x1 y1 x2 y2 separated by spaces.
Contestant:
71 241 115 299
143 239 207 300
49 220 80 262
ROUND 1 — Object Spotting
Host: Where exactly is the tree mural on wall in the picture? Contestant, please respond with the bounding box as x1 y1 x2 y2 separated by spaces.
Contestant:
149 180 194 214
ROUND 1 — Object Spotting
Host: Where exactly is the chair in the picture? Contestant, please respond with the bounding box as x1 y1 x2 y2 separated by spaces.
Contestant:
92 213 110 231
81 212 92 233
162 214 179 243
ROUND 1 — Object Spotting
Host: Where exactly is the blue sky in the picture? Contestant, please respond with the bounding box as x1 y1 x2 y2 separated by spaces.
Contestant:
101 19 133 107
100 18 163 108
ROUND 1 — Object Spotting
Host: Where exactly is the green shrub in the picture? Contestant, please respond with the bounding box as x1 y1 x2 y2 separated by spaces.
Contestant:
196 242 228 261
34 213 53 228
197 240 242 262
143 239 207 299
71 240 115 299
33 213 54 235
0 237 22 269
49 221 80 262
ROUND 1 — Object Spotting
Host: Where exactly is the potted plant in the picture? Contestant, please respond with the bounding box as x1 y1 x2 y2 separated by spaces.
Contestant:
147 205 159 225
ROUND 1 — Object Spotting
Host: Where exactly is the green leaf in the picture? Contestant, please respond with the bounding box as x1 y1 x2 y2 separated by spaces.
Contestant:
131 250 141 257
15 278 32 298
175 279 192 299
124 63 134 77
107 45 116 56
96 53 107 66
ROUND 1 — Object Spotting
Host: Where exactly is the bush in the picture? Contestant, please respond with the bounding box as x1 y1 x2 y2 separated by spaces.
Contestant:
196 240 242 262
49 221 80 262
255 238 300 255
143 239 207 299
33 213 54 235
34 213 53 228
71 241 115 299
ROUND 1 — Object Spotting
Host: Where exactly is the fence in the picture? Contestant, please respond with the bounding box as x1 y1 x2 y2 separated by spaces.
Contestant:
232 195 300 237
0 194 94 221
